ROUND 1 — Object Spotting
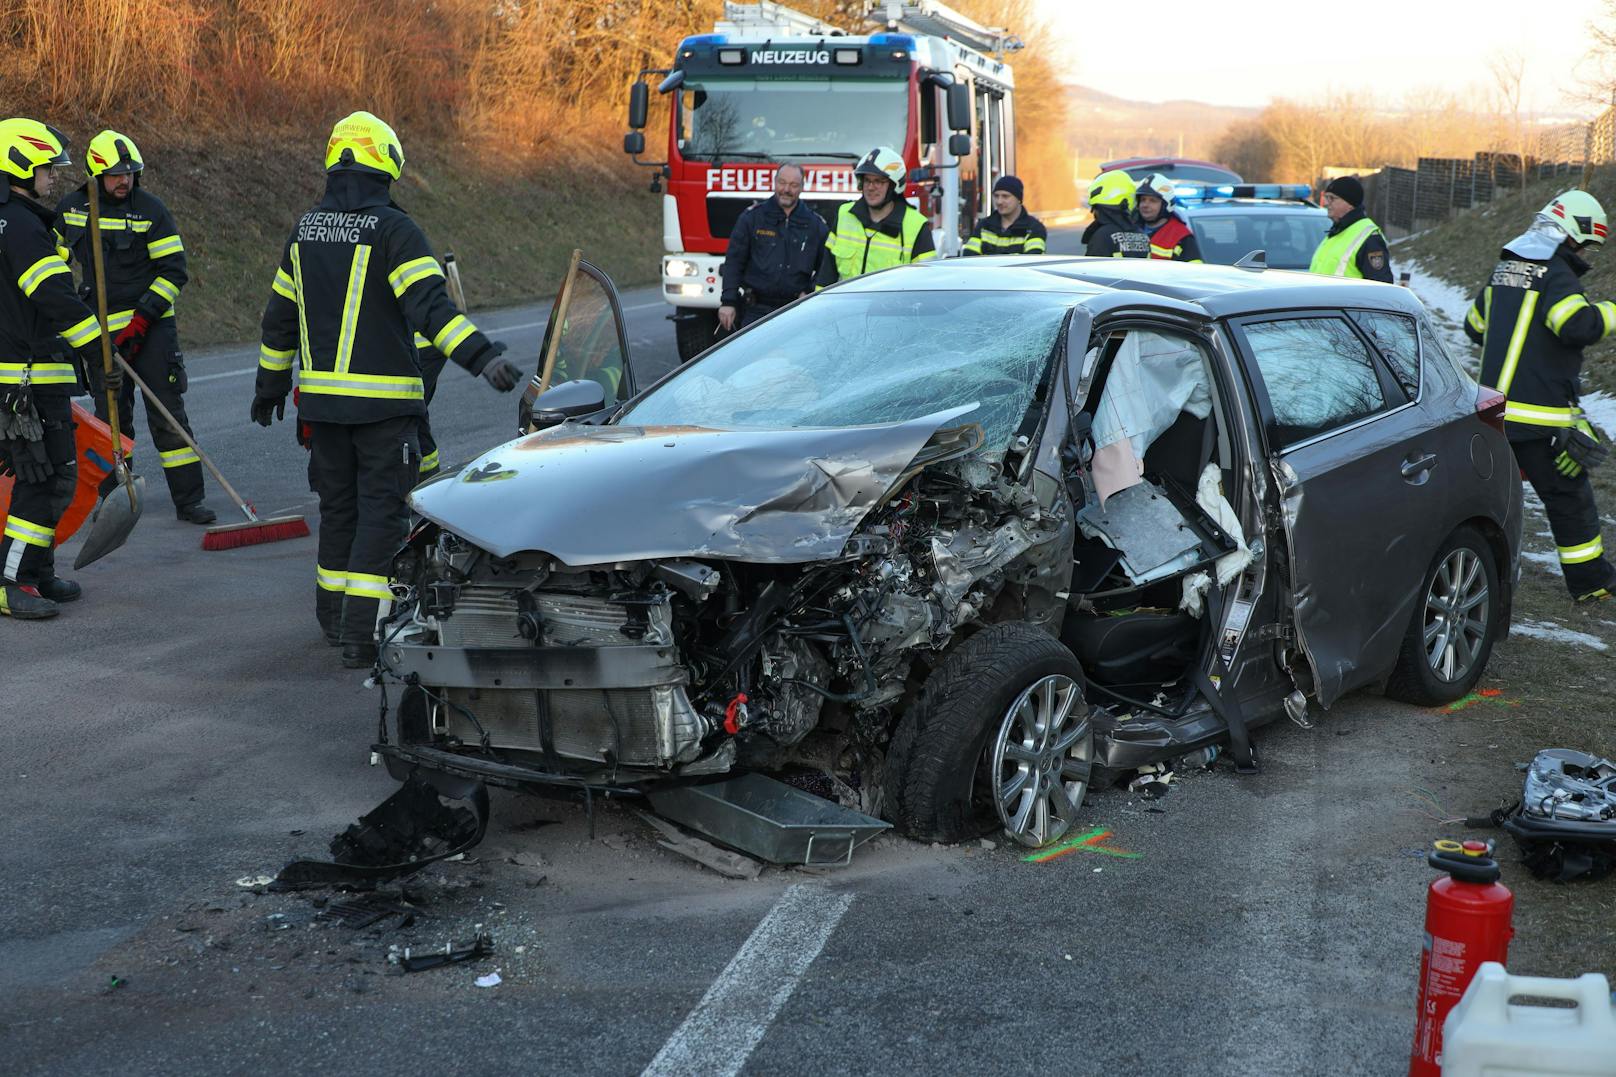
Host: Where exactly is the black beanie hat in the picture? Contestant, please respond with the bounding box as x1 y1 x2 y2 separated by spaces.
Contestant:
993 175 1024 202
1325 175 1364 208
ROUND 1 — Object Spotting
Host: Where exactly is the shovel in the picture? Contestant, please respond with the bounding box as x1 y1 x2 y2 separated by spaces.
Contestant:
74 473 144 569
73 179 142 568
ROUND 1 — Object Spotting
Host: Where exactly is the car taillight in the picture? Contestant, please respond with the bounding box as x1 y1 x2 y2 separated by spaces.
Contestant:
1476 387 1507 434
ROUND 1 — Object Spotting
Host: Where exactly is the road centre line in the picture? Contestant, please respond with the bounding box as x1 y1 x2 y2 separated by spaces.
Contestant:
640 884 854 1077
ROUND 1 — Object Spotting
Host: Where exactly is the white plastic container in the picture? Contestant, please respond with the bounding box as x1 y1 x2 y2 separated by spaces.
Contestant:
1441 961 1616 1076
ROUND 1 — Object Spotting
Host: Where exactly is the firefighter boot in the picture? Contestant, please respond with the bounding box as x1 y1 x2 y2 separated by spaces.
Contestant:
32 576 81 603
175 502 218 525
0 583 60 620
341 642 378 669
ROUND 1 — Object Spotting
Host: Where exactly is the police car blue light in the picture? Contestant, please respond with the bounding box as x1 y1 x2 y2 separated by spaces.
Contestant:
1173 183 1311 204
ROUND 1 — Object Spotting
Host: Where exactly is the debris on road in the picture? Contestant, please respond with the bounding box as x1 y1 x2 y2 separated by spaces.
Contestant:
322 896 416 931
474 971 502 988
394 931 495 973
638 810 763 880
235 875 274 890
1127 764 1175 798
271 774 489 892
1501 749 1616 882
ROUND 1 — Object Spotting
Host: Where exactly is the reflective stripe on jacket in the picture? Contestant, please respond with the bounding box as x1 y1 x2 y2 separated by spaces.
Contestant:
0 186 99 397
1464 242 1616 441
963 209 1048 256
56 186 187 322
817 200 935 286
257 172 494 424
1308 210 1390 280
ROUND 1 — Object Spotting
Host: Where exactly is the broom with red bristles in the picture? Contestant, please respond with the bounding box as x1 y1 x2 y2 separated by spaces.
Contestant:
111 352 309 550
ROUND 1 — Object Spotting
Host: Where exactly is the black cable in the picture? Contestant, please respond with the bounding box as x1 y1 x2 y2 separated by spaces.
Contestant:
1082 679 1181 718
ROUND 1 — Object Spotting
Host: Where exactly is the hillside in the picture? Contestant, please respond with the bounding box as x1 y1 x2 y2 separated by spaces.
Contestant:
1063 83 1256 164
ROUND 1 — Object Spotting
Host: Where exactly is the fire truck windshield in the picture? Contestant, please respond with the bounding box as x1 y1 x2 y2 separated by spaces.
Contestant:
678 78 908 162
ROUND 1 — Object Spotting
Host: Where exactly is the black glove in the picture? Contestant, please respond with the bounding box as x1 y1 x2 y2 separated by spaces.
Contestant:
104 360 124 395
1554 422 1607 478
0 438 52 485
250 394 286 428
478 342 523 392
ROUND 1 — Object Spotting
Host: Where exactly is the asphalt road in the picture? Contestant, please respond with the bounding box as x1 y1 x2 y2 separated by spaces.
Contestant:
3 227 1470 1074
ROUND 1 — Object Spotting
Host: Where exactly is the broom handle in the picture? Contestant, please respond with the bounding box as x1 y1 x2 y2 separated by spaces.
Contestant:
85 180 137 512
537 248 583 397
111 352 259 523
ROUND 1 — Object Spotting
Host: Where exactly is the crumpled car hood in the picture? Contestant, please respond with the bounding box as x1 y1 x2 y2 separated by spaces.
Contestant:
409 406 977 564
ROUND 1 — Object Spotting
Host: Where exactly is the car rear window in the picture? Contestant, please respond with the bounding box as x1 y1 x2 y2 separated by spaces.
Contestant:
1241 317 1388 448
1349 310 1420 396
1189 212 1331 270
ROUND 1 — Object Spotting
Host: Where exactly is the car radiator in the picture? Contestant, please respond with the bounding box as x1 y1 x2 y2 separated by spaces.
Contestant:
435 586 698 766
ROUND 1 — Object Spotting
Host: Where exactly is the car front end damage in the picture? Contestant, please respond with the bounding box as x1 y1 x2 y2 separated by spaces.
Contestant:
372 410 1074 822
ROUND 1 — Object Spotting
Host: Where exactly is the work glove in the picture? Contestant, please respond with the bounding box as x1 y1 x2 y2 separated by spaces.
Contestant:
1553 421 1607 478
77 345 122 394
250 394 286 428
113 313 152 359
0 438 53 485
477 342 523 392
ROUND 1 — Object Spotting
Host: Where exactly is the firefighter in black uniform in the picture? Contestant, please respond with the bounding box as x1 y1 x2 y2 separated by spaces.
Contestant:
1465 189 1616 602
57 130 215 523
963 175 1048 256
718 163 829 335
1082 170 1149 257
253 112 523 666
0 118 114 619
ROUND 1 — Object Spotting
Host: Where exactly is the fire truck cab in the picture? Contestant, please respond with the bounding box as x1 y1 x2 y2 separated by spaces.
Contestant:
625 1 1022 361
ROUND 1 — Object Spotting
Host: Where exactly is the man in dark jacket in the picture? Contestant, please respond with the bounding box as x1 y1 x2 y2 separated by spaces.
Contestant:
964 175 1048 256
718 163 829 333
57 129 215 523
0 118 111 619
1465 190 1615 602
1310 175 1392 282
1082 169 1149 257
252 111 524 665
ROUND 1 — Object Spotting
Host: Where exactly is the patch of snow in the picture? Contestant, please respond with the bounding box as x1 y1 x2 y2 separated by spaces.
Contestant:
1580 390 1616 439
1407 266 1476 332
1512 619 1610 652
1522 549 1560 569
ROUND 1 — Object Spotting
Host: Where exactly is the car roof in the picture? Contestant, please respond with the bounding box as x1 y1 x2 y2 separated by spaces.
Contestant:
1101 156 1238 174
833 257 1427 320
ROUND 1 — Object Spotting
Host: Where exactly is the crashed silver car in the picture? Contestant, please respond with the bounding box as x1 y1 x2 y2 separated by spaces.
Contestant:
372 257 1523 849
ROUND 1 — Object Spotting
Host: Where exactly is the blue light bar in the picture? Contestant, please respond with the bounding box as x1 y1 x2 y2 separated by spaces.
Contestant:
1172 183 1311 203
869 32 917 49
678 33 729 50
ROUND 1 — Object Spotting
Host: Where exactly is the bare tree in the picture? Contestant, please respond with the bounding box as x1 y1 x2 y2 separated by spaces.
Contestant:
1489 51 1530 192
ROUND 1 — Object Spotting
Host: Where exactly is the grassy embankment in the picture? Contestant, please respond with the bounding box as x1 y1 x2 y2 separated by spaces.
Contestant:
141 138 663 348
1398 173 1616 975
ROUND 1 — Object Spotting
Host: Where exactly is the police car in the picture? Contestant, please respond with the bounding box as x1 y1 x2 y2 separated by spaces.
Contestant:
1172 183 1331 271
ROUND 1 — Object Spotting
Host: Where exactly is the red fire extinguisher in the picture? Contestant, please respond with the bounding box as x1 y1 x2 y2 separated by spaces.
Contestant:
1409 839 1514 1076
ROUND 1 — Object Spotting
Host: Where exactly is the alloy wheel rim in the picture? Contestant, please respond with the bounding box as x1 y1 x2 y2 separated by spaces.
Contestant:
989 674 1092 847
1423 547 1489 683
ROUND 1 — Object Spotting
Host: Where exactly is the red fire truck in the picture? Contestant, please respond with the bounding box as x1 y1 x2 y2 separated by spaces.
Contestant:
625 1 1022 360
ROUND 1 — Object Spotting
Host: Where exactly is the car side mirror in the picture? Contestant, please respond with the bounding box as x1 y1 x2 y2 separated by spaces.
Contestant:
946 83 971 132
523 378 607 432
948 133 971 158
628 82 649 130
624 130 646 156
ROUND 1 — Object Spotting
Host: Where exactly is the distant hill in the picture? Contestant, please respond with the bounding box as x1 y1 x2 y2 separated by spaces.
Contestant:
1063 83 1259 166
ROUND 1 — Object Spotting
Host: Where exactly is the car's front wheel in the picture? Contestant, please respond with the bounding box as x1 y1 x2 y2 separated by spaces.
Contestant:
1385 525 1500 706
890 623 1094 847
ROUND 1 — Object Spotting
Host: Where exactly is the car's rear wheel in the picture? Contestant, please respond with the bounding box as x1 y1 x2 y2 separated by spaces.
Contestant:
890 623 1093 847
1385 525 1500 706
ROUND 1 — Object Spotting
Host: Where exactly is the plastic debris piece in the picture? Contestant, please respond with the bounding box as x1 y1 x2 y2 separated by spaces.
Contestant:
397 931 495 973
235 875 274 889
475 972 502 988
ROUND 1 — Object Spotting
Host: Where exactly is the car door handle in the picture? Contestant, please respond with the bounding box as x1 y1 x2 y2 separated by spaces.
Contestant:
1400 452 1438 478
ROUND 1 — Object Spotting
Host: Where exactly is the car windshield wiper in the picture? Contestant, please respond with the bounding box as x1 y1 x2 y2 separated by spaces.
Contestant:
773 152 861 160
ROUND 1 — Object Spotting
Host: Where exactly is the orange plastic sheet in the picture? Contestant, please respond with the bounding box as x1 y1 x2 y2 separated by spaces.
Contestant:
0 401 133 546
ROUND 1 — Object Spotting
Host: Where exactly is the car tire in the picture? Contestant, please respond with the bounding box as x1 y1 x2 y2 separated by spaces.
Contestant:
674 309 719 362
1385 525 1500 706
894 622 1093 847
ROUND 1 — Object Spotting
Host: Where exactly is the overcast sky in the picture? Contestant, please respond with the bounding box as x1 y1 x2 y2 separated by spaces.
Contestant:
1041 0 1609 113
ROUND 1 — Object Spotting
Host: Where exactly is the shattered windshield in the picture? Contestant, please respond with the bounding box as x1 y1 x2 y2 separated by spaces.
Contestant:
679 78 908 161
621 291 1071 449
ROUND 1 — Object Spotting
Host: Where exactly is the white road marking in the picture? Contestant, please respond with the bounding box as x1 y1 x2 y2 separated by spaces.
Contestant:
641 884 853 1077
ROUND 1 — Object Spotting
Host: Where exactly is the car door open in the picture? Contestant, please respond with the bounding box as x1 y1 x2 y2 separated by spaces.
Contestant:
518 253 638 432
